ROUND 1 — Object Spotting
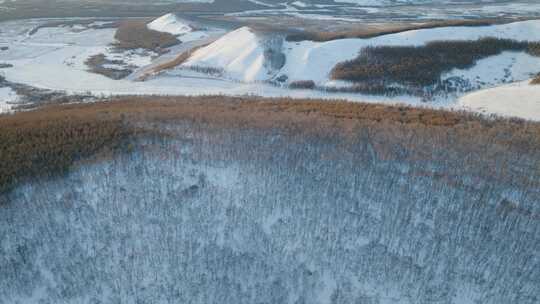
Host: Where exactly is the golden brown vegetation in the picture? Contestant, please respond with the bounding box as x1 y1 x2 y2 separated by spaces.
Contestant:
114 20 179 51
151 50 192 73
0 106 130 194
1 96 539 194
286 19 523 42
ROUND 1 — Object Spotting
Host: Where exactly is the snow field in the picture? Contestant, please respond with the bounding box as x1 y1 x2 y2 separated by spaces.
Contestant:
2 18 540 120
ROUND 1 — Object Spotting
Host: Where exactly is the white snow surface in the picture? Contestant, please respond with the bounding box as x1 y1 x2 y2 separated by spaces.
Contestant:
2 18 540 120
183 27 269 82
459 82 540 121
0 87 19 113
147 13 192 36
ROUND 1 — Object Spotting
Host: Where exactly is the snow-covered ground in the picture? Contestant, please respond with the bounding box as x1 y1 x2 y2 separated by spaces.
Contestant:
459 81 540 121
1 17 540 120
0 87 19 113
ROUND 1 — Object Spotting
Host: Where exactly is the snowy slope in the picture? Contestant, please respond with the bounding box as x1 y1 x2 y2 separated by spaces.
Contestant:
183 27 271 82
434 51 540 101
459 81 540 121
442 52 540 90
147 13 192 36
281 20 540 85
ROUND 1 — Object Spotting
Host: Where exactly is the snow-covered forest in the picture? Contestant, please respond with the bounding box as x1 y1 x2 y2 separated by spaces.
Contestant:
1 98 538 303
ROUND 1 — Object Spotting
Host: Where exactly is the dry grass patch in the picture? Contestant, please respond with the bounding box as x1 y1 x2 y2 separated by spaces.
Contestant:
114 20 179 51
1 96 539 195
142 44 208 79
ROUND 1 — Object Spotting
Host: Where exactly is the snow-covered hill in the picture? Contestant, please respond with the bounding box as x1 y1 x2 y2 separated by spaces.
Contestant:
182 27 284 82
280 20 540 85
147 13 192 36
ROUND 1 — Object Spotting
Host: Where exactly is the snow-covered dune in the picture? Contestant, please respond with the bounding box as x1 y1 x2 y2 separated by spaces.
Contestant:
183 27 272 82
147 13 192 36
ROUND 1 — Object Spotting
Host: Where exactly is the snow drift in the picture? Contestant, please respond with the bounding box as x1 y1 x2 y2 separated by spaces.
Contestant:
147 13 192 36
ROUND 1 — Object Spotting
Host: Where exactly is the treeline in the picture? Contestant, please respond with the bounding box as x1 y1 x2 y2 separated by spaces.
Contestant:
322 82 413 97
114 20 179 51
0 105 133 195
331 38 540 88
1 96 540 196
288 80 315 89
286 19 515 42
532 74 540 85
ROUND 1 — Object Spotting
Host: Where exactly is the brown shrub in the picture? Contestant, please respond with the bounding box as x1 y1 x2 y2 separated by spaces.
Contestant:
145 44 209 78
1 95 539 195
286 19 521 42
331 38 538 87
114 20 179 51
151 51 192 73
85 53 131 80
